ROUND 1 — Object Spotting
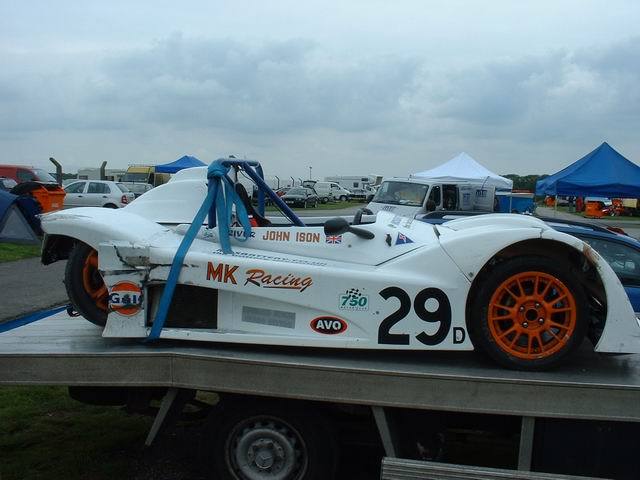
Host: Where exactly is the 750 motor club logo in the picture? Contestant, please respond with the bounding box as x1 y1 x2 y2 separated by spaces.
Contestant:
339 288 369 311
109 281 143 316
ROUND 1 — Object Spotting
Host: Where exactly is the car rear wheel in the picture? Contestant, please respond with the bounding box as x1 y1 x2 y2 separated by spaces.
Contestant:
339 195 347 202
471 256 587 370
65 242 108 326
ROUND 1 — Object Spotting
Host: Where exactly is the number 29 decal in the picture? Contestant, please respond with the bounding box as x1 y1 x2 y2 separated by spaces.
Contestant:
378 287 453 345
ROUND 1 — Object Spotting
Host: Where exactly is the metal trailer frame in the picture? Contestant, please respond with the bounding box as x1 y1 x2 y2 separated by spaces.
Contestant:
1 311 639 478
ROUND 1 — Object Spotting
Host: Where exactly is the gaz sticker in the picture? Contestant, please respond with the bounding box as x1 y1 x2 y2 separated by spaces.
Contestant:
109 281 143 316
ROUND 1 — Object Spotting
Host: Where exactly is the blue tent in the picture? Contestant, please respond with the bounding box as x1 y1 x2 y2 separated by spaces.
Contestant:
155 155 206 174
536 143 640 197
0 190 40 243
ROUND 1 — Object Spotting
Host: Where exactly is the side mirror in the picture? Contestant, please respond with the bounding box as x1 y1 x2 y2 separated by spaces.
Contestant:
324 217 375 240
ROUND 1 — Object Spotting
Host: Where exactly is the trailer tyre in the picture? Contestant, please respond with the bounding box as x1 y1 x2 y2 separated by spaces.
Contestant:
203 402 337 480
65 242 108 327
471 256 587 370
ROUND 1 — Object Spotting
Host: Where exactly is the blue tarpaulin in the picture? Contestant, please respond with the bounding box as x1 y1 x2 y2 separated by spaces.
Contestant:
535 142 640 197
155 155 206 174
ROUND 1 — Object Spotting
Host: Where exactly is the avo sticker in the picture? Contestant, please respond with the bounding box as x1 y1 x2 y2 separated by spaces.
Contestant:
310 316 348 335
109 281 143 316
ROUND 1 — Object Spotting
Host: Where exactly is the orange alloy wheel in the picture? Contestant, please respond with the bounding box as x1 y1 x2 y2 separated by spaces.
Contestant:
81 250 108 312
487 271 577 360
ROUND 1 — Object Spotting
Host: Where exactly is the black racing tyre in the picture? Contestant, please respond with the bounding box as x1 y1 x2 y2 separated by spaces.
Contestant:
65 242 108 326
470 256 587 370
202 401 337 480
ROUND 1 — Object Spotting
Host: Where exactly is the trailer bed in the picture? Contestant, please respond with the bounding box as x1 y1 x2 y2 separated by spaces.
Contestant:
1 310 639 422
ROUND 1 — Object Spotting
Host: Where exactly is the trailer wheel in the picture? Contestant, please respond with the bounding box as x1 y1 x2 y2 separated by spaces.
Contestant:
471 256 587 370
203 403 337 480
65 242 108 326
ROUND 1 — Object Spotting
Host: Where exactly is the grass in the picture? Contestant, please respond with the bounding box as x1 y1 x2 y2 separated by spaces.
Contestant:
0 386 153 480
0 242 42 263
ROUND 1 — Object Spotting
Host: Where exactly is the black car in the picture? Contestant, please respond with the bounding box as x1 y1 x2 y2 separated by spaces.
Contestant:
281 187 318 208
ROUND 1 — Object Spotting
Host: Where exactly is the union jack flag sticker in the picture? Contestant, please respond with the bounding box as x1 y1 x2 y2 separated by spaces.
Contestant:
395 233 414 245
326 234 342 244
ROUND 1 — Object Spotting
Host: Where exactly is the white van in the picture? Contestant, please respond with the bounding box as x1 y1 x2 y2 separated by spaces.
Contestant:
366 177 496 217
312 182 352 202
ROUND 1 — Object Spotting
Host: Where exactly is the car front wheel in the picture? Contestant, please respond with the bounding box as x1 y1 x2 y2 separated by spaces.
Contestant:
471 256 587 370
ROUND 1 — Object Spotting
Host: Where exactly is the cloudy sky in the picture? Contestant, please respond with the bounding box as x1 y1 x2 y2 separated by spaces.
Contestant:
1 1 639 179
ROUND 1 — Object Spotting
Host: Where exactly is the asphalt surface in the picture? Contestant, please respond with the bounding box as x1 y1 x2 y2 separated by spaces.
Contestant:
0 257 67 321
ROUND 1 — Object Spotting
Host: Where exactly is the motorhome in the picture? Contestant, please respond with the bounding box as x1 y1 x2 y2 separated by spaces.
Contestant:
366 177 496 217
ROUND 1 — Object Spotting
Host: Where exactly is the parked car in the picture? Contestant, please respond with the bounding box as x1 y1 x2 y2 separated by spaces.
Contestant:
120 182 153 198
280 187 318 208
419 211 640 313
0 165 66 212
63 180 135 208
547 219 640 313
313 182 351 202
0 177 17 192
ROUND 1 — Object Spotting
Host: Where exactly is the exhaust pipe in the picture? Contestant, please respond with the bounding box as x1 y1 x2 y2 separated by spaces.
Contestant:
49 157 63 186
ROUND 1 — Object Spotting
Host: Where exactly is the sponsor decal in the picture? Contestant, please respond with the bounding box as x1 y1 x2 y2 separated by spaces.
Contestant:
242 306 296 329
310 316 348 335
295 232 321 243
381 205 396 211
262 230 290 241
339 288 369 311
210 250 327 266
395 233 414 245
109 281 143 316
230 228 255 239
206 262 239 284
325 234 342 244
244 269 313 292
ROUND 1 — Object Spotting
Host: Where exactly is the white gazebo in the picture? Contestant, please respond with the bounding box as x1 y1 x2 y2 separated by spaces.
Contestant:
412 152 513 191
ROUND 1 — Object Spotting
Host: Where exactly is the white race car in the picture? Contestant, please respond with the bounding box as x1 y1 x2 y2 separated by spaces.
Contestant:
40 159 640 370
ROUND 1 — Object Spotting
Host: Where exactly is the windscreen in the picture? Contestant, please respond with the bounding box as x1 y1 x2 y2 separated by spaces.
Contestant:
32 169 58 183
371 181 429 207
122 173 148 182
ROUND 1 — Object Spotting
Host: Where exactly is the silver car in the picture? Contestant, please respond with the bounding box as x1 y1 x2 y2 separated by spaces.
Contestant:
63 180 135 208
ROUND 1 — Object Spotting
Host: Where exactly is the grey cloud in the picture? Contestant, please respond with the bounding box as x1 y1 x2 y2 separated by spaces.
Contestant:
89 35 421 133
1 34 638 155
